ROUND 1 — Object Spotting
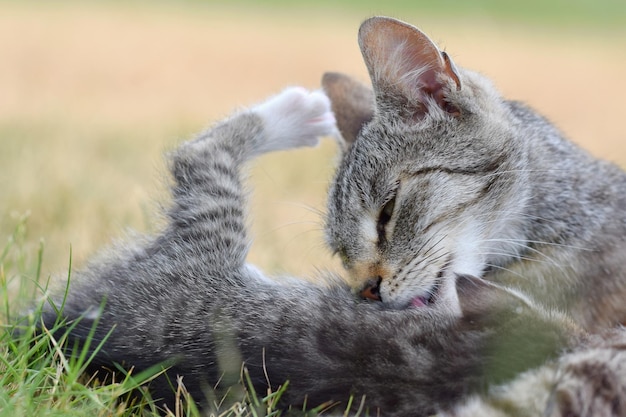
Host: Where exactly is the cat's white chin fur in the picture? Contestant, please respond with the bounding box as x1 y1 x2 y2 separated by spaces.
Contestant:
437 277 463 316
252 87 336 155
412 275 462 316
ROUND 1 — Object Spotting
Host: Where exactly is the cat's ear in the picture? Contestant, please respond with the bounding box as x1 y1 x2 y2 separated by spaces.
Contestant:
358 17 461 119
321 72 375 147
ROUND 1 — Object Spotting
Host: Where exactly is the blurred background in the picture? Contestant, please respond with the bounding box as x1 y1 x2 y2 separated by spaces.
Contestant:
1 0 625 295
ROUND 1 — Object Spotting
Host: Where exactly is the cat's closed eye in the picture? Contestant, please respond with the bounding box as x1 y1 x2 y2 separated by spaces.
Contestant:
377 194 397 245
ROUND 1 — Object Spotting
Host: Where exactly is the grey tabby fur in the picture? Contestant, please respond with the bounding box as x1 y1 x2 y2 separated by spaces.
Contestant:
323 17 626 331
35 17 626 417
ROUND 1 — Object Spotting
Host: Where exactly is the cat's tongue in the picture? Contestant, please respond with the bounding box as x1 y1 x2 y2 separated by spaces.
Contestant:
410 296 428 308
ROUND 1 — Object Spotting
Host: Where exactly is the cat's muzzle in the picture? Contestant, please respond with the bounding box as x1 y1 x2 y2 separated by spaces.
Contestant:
360 275 442 308
360 277 382 301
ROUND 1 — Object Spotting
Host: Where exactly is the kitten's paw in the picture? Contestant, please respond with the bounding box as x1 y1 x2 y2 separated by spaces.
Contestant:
252 87 336 154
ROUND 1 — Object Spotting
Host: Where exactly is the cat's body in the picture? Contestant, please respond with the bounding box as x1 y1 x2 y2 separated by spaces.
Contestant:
35 16 626 417
323 17 626 331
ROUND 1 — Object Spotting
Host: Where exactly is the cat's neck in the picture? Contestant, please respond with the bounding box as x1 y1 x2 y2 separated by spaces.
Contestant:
508 101 626 247
488 101 626 328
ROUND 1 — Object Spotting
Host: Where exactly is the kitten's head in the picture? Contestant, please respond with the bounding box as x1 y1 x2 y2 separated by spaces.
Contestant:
323 17 530 312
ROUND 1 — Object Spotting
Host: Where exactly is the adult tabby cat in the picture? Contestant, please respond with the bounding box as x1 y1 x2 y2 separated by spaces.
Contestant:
323 17 626 331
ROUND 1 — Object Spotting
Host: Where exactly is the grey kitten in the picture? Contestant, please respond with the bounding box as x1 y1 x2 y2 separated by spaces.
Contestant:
323 16 626 331
38 87 578 416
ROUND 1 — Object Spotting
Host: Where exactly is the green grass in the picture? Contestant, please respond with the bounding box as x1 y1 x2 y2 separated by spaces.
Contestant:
144 0 626 28
0 219 314 417
2 0 625 28
214 0 626 27
0 218 152 416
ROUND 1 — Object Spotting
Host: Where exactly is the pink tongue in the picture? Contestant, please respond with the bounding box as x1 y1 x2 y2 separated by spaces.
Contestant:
410 296 427 308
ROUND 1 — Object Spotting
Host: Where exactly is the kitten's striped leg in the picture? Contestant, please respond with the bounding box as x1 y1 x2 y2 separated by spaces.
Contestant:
163 88 335 269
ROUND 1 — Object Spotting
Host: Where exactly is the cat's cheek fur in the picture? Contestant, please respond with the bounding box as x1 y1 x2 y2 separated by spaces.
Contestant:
448 220 487 278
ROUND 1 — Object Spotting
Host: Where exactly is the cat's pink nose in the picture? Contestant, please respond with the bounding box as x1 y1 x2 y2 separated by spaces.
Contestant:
360 277 382 301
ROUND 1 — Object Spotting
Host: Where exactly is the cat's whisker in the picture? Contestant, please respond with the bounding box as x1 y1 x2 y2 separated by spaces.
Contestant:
411 240 446 266
486 209 586 228
277 201 327 218
410 252 450 274
483 168 571 178
476 251 560 268
482 237 594 253
452 208 562 228
271 226 328 256
400 249 451 288
478 238 550 259
407 253 449 280
423 247 449 264
482 263 528 280
431 214 577 281
477 246 574 282
292 202 328 218
406 249 446 275
417 233 448 258
268 220 321 232
481 234 559 266
478 239 586 275
395 231 454 284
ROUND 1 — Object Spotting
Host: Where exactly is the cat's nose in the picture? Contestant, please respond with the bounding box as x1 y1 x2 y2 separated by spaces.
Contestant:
360 277 382 301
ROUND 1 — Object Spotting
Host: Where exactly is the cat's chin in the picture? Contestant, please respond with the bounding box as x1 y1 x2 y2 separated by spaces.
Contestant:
409 296 430 308
405 280 441 308
407 277 462 315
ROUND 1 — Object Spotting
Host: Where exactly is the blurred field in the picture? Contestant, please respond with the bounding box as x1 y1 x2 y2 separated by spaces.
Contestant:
1 2 626 291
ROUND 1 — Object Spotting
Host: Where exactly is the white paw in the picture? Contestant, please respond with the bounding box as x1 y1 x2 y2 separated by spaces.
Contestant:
252 87 336 154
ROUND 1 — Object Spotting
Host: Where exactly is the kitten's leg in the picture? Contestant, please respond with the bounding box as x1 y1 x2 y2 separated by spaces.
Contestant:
162 87 335 270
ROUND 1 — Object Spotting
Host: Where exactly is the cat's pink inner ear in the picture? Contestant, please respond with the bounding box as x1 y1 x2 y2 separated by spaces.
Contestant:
358 17 461 113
